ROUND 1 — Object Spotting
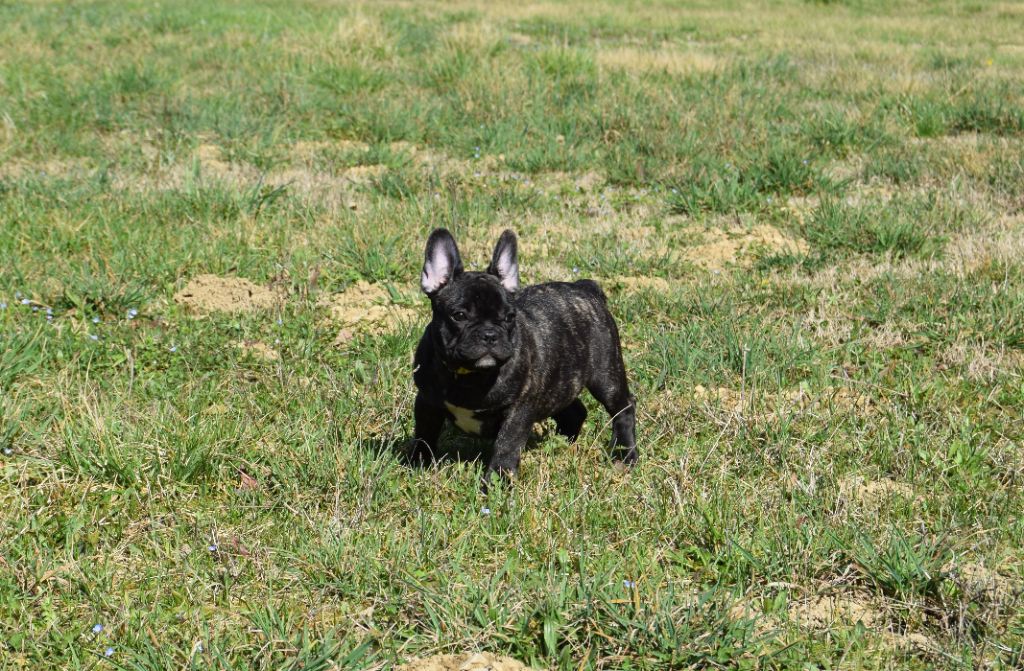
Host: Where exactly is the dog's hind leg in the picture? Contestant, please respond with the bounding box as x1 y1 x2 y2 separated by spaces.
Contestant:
586 372 637 466
551 398 587 442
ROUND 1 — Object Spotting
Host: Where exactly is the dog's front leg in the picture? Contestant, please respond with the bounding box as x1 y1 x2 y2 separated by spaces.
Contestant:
482 407 533 490
411 392 445 465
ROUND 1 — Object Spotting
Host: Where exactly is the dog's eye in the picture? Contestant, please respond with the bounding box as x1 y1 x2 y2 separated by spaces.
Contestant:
452 310 467 321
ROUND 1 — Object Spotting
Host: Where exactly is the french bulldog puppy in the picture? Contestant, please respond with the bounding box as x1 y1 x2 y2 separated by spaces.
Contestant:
410 228 637 486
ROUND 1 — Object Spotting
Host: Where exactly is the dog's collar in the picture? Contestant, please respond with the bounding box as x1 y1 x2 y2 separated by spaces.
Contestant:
453 366 473 376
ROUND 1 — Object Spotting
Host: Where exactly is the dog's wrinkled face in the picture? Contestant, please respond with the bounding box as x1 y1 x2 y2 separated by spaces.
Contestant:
421 229 519 371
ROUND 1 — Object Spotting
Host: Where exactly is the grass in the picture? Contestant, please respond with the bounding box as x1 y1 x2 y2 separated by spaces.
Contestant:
2 0 1024 669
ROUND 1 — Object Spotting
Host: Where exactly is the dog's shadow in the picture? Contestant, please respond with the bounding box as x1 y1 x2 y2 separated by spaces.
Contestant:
365 424 553 469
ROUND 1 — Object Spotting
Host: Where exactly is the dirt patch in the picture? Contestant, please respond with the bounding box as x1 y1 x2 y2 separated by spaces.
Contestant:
0 157 94 179
234 340 280 361
939 340 1024 382
573 170 605 193
947 561 1022 608
779 385 872 413
318 281 421 342
684 224 808 270
522 260 573 284
839 476 914 506
692 385 748 412
398 652 535 671
789 593 882 629
174 275 281 314
691 384 870 416
341 163 387 183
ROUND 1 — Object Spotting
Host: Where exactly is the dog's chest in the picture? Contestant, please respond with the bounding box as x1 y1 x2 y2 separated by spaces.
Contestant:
442 397 503 437
444 402 483 434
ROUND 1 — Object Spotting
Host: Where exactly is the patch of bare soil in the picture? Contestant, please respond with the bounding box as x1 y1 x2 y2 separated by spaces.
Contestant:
779 385 872 413
398 652 535 671
939 340 1024 382
234 340 280 361
946 561 1022 609
691 384 871 416
789 593 881 629
791 592 940 652
692 384 748 413
318 280 421 344
521 260 573 284
0 157 94 179
684 224 808 270
340 163 387 183
174 275 281 314
196 143 234 175
838 476 914 506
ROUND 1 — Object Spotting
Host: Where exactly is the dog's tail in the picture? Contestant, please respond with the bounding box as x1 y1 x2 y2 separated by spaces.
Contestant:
575 279 608 304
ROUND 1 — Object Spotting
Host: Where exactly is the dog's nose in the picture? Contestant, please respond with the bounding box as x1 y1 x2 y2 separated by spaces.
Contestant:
481 328 499 344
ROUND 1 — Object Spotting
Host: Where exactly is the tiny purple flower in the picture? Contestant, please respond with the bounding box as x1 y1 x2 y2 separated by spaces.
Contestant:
127 308 138 319
92 317 100 324
480 507 491 516
105 647 114 658
2 448 12 456
276 318 283 326
92 623 103 634
32 306 38 312
21 298 30 305
623 579 636 589
89 334 99 341
169 346 177 353
208 544 217 552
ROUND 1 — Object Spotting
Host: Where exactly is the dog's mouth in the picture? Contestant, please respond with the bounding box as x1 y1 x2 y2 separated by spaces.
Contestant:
450 352 508 373
474 354 498 369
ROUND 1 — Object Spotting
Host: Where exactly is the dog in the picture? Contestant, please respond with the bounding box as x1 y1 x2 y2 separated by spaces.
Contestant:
410 228 637 486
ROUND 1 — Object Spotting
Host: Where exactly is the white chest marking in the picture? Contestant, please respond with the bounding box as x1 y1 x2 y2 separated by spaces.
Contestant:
445 402 483 434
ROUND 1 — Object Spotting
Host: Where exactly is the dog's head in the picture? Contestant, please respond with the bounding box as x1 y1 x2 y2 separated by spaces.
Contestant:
420 228 519 373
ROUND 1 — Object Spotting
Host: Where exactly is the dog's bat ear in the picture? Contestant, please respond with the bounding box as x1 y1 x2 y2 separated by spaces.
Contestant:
487 229 519 292
421 228 464 295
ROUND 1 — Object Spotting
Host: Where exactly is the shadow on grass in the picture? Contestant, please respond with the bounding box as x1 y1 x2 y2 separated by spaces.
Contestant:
362 424 551 470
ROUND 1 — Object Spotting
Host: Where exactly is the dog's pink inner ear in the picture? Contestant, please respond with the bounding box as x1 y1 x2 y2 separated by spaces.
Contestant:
421 252 451 294
492 247 518 292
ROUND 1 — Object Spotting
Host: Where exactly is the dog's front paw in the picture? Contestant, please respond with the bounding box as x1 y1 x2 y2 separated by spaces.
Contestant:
611 446 638 468
405 439 437 467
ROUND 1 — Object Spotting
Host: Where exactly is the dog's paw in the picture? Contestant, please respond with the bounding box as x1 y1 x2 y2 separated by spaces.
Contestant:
405 440 436 467
611 447 638 469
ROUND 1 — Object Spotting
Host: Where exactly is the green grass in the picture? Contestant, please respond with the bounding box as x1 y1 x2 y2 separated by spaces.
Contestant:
2 0 1024 669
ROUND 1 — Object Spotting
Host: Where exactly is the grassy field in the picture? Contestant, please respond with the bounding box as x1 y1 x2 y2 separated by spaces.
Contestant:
2 0 1024 668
